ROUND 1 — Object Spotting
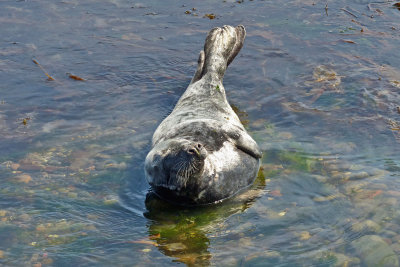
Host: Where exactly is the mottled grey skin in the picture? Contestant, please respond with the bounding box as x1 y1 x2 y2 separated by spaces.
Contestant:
145 25 262 205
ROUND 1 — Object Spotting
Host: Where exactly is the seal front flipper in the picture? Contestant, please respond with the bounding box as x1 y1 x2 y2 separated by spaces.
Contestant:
224 126 262 159
234 134 262 159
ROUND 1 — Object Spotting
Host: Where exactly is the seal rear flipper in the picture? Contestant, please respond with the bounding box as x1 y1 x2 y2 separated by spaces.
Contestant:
226 25 246 66
200 25 246 80
190 50 205 84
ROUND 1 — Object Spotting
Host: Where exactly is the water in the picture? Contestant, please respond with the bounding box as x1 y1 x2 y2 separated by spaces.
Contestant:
1 0 400 266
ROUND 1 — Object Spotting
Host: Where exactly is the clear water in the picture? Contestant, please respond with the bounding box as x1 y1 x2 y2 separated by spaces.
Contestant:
1 0 400 266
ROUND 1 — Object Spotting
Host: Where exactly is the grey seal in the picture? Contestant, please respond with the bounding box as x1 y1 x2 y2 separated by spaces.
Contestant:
145 25 262 205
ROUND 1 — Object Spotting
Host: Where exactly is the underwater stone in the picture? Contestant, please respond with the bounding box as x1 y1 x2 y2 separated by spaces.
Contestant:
351 220 381 234
351 235 399 267
316 252 360 267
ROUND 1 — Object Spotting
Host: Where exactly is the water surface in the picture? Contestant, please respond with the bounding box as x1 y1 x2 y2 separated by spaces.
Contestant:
1 0 400 266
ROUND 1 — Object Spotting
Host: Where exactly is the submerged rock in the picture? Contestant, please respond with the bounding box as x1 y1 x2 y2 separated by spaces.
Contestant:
243 250 281 266
351 220 381 234
14 174 32 183
391 242 400 255
316 251 360 267
351 235 399 267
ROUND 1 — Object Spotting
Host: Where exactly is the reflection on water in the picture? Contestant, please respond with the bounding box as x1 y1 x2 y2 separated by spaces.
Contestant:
1 0 400 266
144 171 266 266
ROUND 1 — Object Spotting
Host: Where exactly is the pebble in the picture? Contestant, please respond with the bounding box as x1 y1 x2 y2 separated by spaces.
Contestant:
258 209 279 220
382 230 397 239
317 252 360 267
391 243 400 254
0 250 4 259
30 253 39 262
15 174 32 183
42 258 54 265
351 220 381 234
36 224 46 232
103 197 119 205
19 213 31 222
392 235 400 243
103 162 127 170
239 237 253 247
298 231 311 240
67 192 78 198
343 180 371 196
278 211 286 216
349 171 369 180
245 250 281 262
277 132 293 139
11 163 20 170
313 194 343 202
311 174 328 183
384 197 397 206
330 171 346 181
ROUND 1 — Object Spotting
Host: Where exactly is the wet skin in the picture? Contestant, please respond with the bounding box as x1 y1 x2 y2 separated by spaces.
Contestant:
145 25 261 205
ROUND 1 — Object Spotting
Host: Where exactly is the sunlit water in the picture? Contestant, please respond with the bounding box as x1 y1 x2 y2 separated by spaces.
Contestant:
1 0 400 266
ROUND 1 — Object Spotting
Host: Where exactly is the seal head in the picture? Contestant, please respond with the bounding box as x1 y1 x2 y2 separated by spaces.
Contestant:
145 25 261 205
145 139 207 191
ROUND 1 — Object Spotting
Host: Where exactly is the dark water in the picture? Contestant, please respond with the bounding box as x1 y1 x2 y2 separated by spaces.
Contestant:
1 0 400 266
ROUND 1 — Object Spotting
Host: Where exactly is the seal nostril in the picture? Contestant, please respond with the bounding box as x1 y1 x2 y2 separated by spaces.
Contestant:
188 149 196 154
196 143 202 149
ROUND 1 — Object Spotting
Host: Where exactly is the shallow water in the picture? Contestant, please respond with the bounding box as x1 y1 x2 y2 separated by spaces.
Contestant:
1 0 400 266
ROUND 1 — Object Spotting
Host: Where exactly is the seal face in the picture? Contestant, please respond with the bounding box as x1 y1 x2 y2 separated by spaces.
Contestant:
145 25 262 205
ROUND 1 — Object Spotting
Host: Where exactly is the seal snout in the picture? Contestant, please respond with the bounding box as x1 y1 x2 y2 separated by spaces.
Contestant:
186 143 207 159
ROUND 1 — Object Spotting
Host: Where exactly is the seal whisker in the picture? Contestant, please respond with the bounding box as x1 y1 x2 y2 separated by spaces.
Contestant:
175 161 186 171
173 160 183 169
176 160 191 187
176 163 186 178
172 161 185 186
179 165 187 186
190 160 198 172
191 164 198 171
